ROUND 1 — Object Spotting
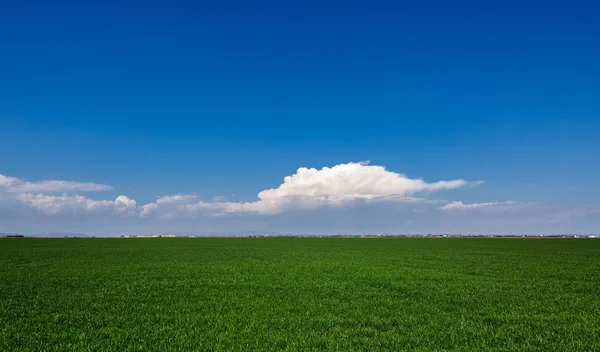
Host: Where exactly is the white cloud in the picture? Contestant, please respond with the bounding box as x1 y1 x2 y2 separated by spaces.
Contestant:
439 201 499 211
438 200 532 212
139 203 160 218
0 173 134 215
258 162 468 203
0 174 18 187
156 194 198 204
139 195 198 218
114 195 137 215
14 193 133 215
0 173 112 193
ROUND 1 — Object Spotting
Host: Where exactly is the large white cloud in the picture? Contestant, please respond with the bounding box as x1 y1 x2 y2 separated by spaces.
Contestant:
149 161 472 216
258 162 468 203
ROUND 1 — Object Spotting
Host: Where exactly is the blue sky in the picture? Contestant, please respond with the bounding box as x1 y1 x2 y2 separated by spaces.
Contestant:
1 0 599 235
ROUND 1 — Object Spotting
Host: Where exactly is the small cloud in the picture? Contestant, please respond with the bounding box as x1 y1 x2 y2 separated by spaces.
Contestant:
139 203 159 218
156 194 198 205
114 195 137 215
438 200 534 212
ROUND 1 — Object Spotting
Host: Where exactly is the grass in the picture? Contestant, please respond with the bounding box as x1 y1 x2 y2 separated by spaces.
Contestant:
1 237 599 351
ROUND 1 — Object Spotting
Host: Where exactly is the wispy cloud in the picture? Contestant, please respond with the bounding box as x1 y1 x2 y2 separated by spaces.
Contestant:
156 194 199 205
438 200 535 212
0 174 112 193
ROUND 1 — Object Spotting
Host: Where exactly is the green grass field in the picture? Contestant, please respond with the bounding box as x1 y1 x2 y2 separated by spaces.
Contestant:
1 238 599 351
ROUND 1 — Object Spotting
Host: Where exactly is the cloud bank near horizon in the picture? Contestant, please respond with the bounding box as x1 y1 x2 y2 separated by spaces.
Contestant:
2 163 598 235
1 162 472 218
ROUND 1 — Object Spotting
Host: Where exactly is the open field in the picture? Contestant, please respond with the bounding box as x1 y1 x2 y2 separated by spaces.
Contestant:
1 238 599 351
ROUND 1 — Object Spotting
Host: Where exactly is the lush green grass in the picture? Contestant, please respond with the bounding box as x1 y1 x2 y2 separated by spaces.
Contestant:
1 238 599 351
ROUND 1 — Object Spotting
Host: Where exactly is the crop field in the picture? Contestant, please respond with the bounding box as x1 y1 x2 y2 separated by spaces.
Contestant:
1 238 599 351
